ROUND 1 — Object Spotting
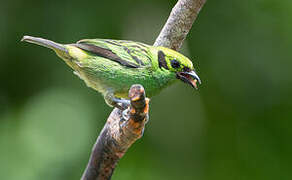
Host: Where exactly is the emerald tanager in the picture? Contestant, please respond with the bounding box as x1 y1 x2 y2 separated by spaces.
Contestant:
22 36 201 108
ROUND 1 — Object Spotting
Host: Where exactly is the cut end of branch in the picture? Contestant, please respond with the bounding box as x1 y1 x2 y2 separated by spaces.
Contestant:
129 84 146 113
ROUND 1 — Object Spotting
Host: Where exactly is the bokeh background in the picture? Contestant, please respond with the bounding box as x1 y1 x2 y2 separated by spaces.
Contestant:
1 0 292 179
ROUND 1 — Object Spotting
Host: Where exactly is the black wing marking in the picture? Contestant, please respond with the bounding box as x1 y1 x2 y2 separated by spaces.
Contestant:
73 43 140 68
104 40 145 66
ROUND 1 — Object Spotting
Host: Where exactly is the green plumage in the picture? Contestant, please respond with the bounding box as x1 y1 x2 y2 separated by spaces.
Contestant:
22 36 200 107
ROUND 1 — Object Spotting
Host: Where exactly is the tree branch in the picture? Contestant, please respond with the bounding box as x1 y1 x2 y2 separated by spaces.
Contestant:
81 0 206 179
154 0 206 50
81 85 149 180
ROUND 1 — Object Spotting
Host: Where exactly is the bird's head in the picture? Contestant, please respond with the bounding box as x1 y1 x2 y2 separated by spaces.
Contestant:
152 46 201 89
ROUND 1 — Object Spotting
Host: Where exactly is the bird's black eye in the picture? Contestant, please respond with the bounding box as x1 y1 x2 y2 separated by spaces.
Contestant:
171 59 180 68
183 67 190 72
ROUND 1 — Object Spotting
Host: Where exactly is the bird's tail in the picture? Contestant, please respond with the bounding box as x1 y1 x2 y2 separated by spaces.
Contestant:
21 36 67 52
21 35 74 62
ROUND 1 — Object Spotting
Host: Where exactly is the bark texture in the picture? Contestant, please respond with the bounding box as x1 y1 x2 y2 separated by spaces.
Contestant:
154 0 206 50
82 85 149 180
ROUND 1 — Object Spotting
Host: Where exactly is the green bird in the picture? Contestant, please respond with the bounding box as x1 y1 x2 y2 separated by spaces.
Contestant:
21 36 201 108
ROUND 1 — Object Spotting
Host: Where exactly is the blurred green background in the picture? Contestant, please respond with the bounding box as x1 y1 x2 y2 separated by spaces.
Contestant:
1 0 292 179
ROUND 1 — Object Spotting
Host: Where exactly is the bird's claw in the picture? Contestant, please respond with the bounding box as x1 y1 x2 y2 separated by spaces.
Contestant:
112 98 131 110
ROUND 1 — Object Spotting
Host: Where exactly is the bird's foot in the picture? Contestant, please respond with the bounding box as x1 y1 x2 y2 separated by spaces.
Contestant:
111 98 131 110
104 92 130 110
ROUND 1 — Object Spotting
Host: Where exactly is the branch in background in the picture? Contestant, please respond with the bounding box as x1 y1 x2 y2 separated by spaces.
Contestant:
81 85 149 180
154 0 206 50
81 0 206 179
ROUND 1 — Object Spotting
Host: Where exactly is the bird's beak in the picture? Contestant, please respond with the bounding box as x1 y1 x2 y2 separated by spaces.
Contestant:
176 70 201 89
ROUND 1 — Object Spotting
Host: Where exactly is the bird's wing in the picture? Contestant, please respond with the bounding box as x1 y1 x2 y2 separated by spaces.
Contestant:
74 39 153 68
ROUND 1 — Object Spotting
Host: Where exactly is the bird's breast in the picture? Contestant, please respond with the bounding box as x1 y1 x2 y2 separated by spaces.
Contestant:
72 58 176 98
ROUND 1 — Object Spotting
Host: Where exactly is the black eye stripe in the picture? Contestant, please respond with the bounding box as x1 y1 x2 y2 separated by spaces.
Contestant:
158 51 169 70
171 59 180 68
